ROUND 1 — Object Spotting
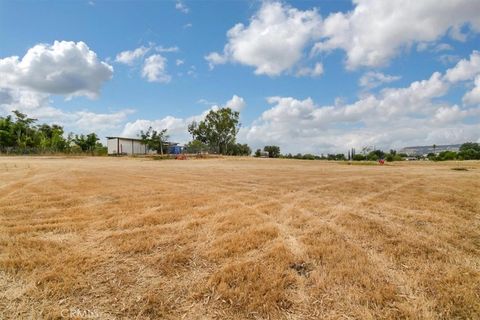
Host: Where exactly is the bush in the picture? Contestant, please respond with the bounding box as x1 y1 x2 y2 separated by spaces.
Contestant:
264 145 281 158
385 153 403 162
367 150 385 161
436 151 457 161
458 142 480 160
352 154 366 161
302 154 316 160
227 143 251 156
185 140 209 154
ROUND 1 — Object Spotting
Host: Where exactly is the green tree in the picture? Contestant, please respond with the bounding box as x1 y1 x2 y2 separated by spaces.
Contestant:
0 110 104 154
140 127 169 154
188 108 240 154
353 154 366 161
458 142 480 160
12 110 37 149
227 143 251 156
437 150 457 161
263 145 280 158
0 115 15 149
73 133 99 153
367 149 385 161
185 139 209 154
36 124 67 152
254 149 262 157
302 154 316 160
385 149 403 162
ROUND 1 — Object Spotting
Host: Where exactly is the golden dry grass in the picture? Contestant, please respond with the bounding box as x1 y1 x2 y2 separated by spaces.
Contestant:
0 157 479 319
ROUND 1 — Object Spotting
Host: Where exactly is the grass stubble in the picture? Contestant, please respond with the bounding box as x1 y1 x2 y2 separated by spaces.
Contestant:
0 157 479 319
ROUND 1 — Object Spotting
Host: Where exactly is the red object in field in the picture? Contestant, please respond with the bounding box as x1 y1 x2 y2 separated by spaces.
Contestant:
379 159 385 165
176 154 187 160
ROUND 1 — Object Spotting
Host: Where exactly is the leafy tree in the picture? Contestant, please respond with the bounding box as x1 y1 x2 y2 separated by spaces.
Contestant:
227 143 251 156
254 149 262 157
73 133 99 153
436 150 457 161
458 142 480 160
459 142 480 152
0 115 15 148
353 154 366 161
263 145 280 158
185 139 209 154
0 110 107 154
12 110 37 149
302 153 316 160
188 108 240 154
36 124 67 152
140 127 169 154
367 149 385 161
385 149 403 162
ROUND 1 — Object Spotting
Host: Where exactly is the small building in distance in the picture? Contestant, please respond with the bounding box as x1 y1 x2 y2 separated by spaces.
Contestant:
107 137 184 155
399 144 461 156
107 137 149 155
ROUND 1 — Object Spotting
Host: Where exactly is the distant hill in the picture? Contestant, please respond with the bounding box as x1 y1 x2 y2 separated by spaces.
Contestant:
399 144 462 156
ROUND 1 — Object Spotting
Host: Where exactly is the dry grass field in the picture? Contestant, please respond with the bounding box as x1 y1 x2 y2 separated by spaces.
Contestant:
0 157 479 319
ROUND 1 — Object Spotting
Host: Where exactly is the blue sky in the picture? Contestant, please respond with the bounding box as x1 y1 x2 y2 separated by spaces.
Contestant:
0 0 479 153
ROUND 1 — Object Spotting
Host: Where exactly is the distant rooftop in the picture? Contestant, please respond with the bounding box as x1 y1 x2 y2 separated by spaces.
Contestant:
106 136 143 141
106 136 180 145
399 144 462 155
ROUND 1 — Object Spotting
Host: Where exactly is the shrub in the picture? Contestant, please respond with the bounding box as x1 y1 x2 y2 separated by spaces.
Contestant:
353 154 366 161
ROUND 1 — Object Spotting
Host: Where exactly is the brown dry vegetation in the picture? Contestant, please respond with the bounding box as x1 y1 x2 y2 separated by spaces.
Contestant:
0 157 479 319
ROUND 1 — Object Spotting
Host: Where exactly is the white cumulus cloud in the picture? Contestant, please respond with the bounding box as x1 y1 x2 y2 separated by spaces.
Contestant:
225 94 246 111
142 54 171 83
205 1 322 76
359 72 401 90
296 63 324 78
175 1 189 14
0 41 134 134
314 0 480 69
115 46 150 65
444 50 480 83
0 40 113 99
207 1 480 74
463 76 480 105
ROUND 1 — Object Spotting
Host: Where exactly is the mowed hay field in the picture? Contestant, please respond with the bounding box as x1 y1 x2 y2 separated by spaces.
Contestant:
0 157 479 320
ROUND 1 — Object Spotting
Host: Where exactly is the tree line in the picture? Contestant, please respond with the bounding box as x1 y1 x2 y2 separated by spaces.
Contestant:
424 143 480 160
2 108 479 160
252 143 480 161
0 110 105 154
